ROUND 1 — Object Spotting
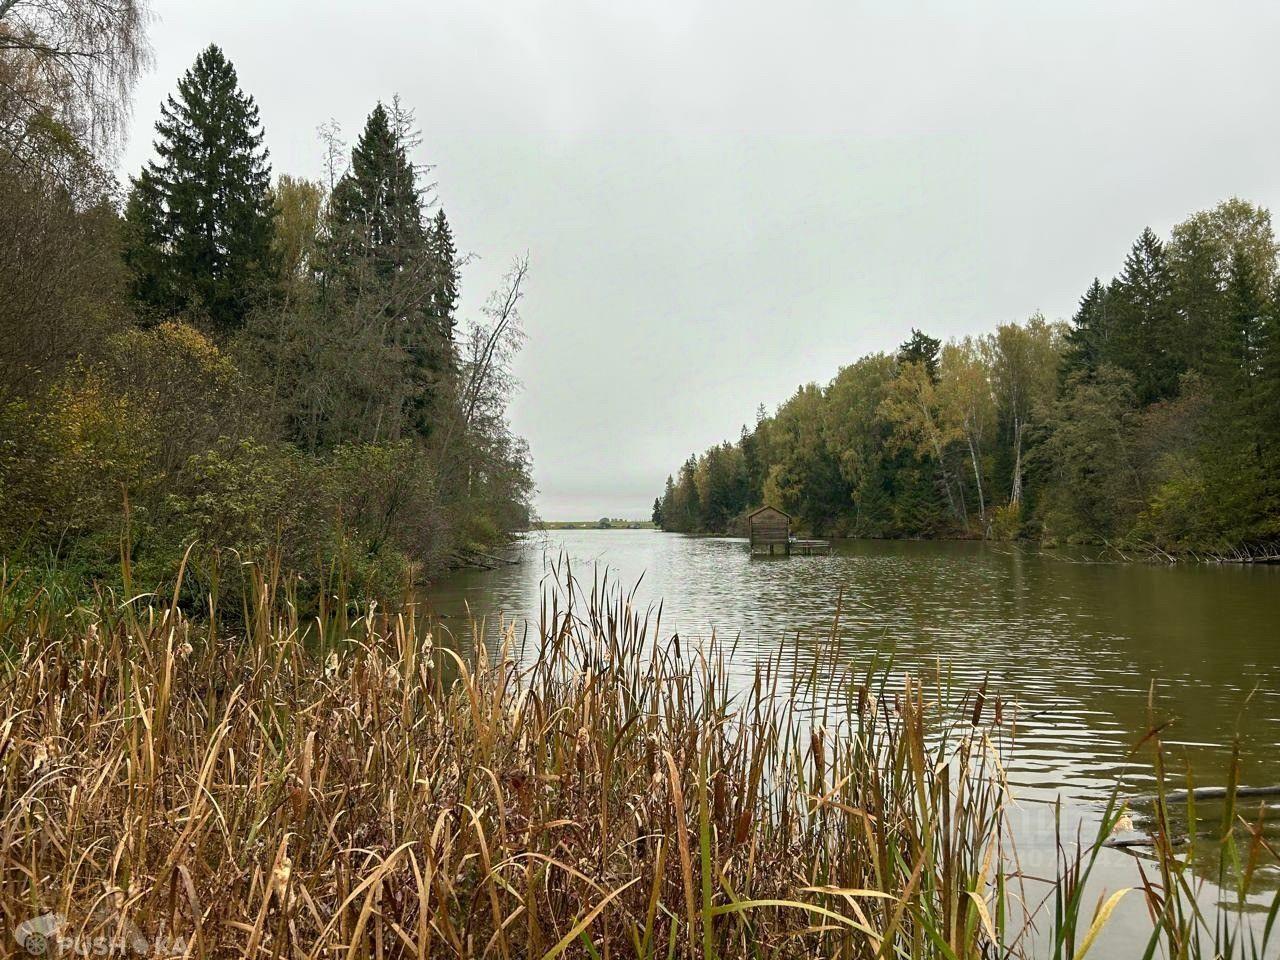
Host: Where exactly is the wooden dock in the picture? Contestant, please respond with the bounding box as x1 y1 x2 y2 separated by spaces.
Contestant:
746 506 830 556
748 539 831 556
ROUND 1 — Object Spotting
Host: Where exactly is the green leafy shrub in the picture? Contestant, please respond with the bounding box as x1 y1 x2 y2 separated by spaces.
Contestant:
989 502 1023 541
0 376 159 568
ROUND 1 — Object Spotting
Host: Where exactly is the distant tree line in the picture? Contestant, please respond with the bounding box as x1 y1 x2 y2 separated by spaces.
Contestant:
1 14 532 601
656 199 1280 553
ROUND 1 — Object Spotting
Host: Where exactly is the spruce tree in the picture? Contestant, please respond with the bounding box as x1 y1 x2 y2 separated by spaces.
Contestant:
413 207 461 433
1108 227 1178 404
676 457 700 531
326 102 457 439
429 208 460 343
327 102 425 274
897 328 942 382
1168 216 1227 377
1191 248 1275 540
1262 284 1280 515
1215 249 1269 459
124 45 277 335
1060 278 1110 383
660 475 677 530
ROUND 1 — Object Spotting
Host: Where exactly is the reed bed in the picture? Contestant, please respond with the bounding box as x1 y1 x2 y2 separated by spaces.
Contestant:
0 563 1274 958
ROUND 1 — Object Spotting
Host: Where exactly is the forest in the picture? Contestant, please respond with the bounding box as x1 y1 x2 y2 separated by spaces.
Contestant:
0 8 532 602
656 203 1280 554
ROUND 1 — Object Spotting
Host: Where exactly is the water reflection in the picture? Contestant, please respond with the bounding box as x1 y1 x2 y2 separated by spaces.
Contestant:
427 529 1280 812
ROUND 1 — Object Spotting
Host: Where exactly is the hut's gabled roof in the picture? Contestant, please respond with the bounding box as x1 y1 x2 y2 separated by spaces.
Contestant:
747 505 791 521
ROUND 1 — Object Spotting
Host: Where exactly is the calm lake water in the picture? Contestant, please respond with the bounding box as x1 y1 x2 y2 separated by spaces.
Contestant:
427 529 1280 947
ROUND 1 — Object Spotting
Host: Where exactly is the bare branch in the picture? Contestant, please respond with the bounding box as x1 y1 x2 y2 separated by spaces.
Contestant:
461 254 528 432
0 0 152 162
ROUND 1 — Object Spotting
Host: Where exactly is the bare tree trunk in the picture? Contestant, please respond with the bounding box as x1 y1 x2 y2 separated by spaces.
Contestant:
1009 417 1023 506
928 433 963 523
967 435 985 519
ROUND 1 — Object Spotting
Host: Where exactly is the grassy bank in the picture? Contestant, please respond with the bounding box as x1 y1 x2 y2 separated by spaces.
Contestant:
0 565 1275 958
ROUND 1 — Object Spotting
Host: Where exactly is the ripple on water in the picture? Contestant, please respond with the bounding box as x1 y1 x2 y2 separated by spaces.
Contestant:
428 530 1280 811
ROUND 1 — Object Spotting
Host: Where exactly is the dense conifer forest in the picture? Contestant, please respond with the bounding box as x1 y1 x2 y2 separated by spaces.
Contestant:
1 13 532 601
656 202 1280 554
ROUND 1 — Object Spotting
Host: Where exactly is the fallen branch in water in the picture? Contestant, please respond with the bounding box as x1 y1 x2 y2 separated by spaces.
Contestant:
1160 784 1280 803
1201 541 1280 564
450 547 519 569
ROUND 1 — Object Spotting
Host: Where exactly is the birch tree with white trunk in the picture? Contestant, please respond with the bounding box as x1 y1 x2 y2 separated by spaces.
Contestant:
983 313 1062 507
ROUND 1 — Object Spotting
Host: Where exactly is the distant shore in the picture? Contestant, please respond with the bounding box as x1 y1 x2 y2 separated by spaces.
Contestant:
537 519 656 530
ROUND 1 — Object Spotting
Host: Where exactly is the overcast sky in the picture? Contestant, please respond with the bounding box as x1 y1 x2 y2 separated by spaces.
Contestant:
122 0 1280 520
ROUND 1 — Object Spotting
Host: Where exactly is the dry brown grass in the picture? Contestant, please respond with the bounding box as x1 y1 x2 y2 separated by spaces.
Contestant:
0 563 1274 958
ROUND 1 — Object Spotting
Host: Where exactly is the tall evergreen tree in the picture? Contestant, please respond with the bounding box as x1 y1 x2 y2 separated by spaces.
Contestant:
124 45 277 335
1108 227 1177 404
429 208 460 343
327 102 426 274
1168 215 1227 378
898 328 942 382
1060 278 1110 383
1261 284 1280 520
659 475 677 530
326 102 454 439
1215 249 1270 458
678 456 700 530
1264 284 1280 445
413 207 461 434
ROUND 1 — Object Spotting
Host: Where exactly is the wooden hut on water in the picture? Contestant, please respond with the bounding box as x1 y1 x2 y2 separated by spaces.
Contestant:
747 505 831 556
748 505 791 555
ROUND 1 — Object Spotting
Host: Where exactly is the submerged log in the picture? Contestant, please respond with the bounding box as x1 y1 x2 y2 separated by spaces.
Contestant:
1104 833 1188 850
1161 785 1280 803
